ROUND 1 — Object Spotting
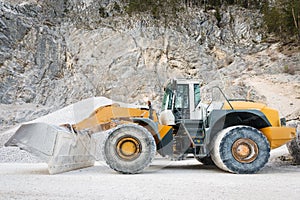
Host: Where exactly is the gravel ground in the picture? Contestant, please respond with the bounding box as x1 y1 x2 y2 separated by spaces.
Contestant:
0 148 300 200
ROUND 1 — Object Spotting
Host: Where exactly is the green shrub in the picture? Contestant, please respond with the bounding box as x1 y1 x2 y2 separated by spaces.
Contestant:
122 0 182 20
283 65 296 75
262 0 300 41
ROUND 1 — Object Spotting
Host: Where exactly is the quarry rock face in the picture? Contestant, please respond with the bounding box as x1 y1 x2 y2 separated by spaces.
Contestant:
0 0 299 130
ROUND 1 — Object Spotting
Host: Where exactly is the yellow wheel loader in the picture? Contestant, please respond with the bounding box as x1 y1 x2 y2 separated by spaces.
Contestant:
5 79 296 174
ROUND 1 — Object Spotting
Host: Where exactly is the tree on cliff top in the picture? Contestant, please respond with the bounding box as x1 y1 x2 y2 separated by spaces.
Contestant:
122 0 300 42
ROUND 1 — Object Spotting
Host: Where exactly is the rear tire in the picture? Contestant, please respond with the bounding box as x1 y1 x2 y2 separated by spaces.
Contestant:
211 126 270 174
103 124 156 174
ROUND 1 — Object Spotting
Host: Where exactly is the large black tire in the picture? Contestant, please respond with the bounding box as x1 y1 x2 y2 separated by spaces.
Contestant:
211 125 270 174
103 124 156 174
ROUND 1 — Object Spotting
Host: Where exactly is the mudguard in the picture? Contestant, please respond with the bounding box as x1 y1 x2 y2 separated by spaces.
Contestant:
207 109 271 142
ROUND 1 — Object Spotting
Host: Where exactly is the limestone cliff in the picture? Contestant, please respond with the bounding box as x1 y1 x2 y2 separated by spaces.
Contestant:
1 0 299 131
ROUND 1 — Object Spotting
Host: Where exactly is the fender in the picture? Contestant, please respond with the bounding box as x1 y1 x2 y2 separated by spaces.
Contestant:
206 110 271 144
131 118 161 141
132 118 175 156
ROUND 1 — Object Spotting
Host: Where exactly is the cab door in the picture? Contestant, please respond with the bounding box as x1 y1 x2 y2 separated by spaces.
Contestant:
174 84 190 120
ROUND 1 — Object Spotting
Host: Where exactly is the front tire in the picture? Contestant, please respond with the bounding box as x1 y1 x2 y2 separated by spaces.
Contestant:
103 124 156 174
211 126 270 174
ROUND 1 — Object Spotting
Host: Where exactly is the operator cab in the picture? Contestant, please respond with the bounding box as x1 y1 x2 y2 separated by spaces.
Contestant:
159 79 204 125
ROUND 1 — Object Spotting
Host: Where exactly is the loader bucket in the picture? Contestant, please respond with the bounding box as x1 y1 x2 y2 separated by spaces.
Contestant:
5 123 96 174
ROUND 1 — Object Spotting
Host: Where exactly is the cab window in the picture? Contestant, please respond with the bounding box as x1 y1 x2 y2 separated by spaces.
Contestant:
194 84 201 108
175 84 189 109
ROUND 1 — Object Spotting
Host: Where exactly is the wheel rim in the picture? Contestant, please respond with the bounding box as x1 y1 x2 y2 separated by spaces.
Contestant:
232 138 259 163
116 136 141 160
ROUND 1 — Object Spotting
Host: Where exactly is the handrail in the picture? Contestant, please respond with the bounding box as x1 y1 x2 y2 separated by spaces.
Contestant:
206 86 234 110
209 86 234 110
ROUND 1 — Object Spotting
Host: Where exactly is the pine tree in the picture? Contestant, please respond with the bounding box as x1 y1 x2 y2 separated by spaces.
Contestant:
262 0 300 41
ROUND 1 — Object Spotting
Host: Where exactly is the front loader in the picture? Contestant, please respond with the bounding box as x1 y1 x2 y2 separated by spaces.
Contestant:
5 78 296 174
